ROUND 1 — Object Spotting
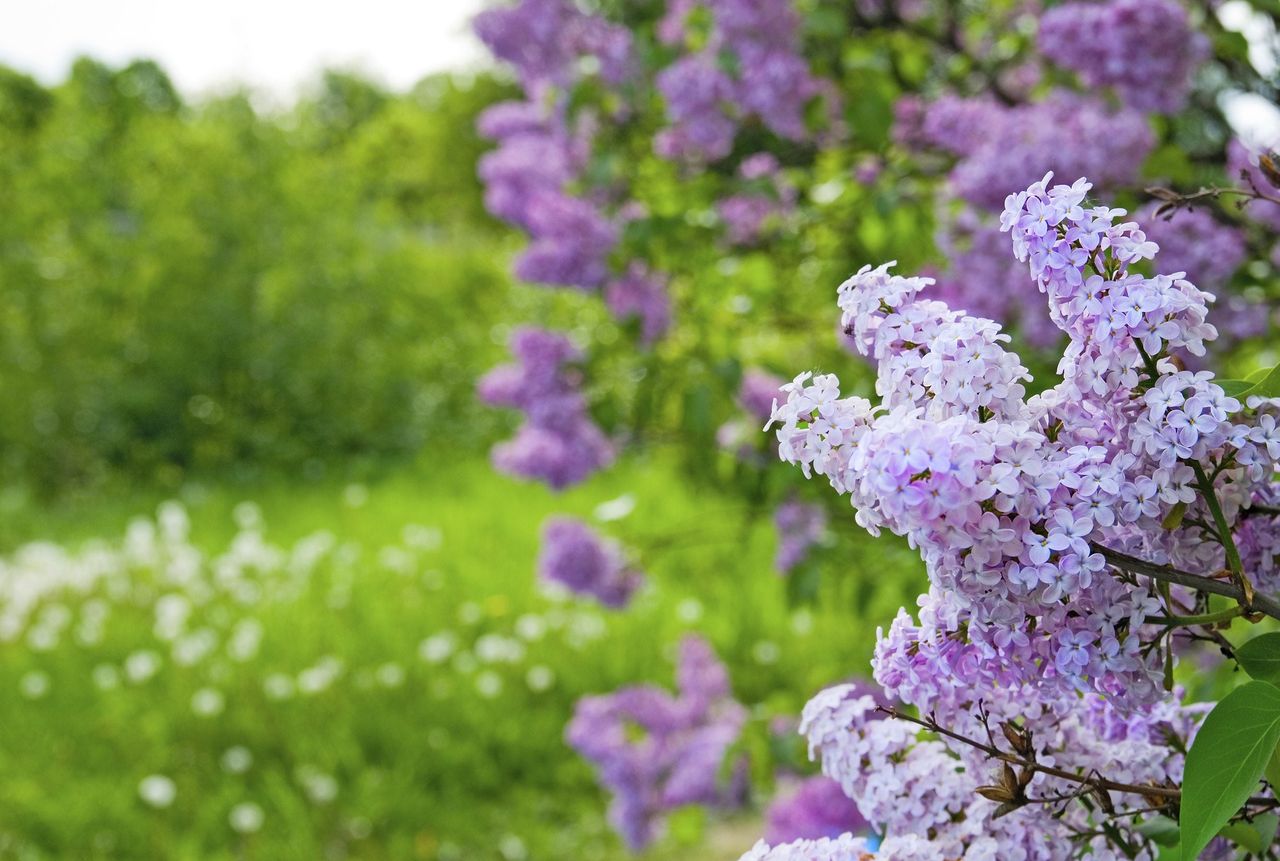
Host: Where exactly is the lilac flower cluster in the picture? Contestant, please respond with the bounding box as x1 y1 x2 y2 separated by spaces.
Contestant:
772 173 1277 706
717 154 798 246
537 516 644 608
473 0 633 89
1038 0 1206 114
764 775 869 845
477 327 612 490
899 92 1154 209
754 174 1280 857
605 263 672 347
739 683 1211 861
773 500 827 575
566 636 747 850
654 0 831 161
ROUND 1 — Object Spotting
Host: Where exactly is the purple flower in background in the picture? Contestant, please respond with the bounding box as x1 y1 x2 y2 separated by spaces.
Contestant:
1136 203 1246 296
773 499 827 575
654 56 739 162
605 264 672 346
718 153 797 245
929 209 1063 349
1228 139 1280 231
1039 0 1206 114
478 327 613 490
903 91 1153 209
764 776 868 845
514 193 618 290
567 636 747 850
739 370 787 422
474 0 633 88
538 516 644 608
654 0 832 162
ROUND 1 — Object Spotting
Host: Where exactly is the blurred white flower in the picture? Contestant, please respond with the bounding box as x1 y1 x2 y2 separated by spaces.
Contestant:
221 746 253 775
514 614 546 642
191 687 225 718
593 494 636 522
525 665 555 693
19 670 49 699
752 641 781 665
263 673 296 701
418 632 456 665
402 524 443 551
92 663 121 691
475 671 503 699
232 502 263 531
375 662 406 688
139 775 177 808
228 801 264 834
341 484 369 509
125 650 162 684
676 598 703 624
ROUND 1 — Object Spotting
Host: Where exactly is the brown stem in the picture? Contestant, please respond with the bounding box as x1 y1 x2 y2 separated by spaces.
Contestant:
1091 542 1280 622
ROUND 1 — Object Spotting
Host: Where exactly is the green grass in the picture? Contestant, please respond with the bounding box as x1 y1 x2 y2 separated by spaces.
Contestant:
0 451 921 860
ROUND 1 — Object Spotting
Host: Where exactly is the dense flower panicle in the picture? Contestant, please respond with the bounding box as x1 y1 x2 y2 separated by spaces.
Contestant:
605 264 672 346
902 93 1153 209
764 776 869 845
770 176 1280 723
478 327 613 490
473 0 633 87
476 113 580 231
654 56 740 161
773 500 827 575
1135 203 1245 292
837 262 1031 422
1038 0 1206 114
537 517 644 608
567 636 747 850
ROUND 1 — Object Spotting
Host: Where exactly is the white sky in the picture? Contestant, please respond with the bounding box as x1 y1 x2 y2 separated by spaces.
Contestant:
0 0 489 100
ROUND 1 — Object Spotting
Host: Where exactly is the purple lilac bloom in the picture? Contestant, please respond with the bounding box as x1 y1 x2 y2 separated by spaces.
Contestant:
478 327 613 490
739 370 787 422
1038 0 1206 114
473 0 633 88
773 499 827 575
1135 202 1246 291
764 776 868 845
1228 139 1280 231
537 516 644 608
566 636 747 850
716 153 797 246
513 193 618 290
654 0 831 162
605 263 672 346
902 91 1154 209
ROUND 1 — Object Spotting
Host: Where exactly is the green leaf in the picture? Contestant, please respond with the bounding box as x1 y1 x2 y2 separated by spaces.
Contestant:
1238 633 1280 685
1181 681 1280 860
1136 816 1181 847
1248 364 1280 399
1217 820 1264 853
1266 742 1280 792
1217 379 1256 397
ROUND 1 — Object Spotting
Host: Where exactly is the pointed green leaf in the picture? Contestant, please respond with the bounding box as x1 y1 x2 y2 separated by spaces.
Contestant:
1266 742 1280 792
1218 379 1256 397
1217 820 1264 853
1136 816 1181 847
1238 633 1280 685
1181 681 1280 860
1248 364 1280 399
